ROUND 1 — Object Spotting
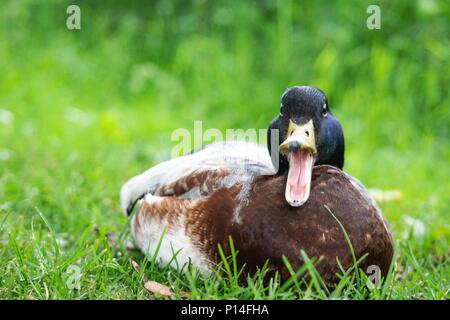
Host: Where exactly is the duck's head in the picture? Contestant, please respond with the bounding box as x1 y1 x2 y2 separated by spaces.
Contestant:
267 86 345 207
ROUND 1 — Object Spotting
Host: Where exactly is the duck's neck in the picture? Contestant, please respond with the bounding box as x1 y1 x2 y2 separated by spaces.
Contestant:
273 157 288 175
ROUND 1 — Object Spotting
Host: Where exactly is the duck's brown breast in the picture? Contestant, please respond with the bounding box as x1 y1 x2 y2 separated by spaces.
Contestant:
224 165 394 286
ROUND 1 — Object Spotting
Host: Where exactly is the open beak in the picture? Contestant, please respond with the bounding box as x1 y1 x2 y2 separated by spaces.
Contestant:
279 119 317 207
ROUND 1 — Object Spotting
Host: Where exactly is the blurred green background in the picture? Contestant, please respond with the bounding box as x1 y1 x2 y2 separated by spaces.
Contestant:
0 0 448 298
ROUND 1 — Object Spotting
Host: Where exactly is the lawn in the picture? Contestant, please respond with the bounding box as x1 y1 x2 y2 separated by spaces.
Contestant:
0 0 448 299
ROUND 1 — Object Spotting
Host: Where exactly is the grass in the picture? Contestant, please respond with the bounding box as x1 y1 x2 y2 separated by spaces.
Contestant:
0 0 449 299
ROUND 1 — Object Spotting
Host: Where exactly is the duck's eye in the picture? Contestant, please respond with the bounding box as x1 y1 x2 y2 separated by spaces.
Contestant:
321 104 328 117
280 104 284 116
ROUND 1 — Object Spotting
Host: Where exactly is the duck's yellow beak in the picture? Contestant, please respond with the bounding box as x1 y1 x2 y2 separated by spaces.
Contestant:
279 120 317 207
279 120 316 155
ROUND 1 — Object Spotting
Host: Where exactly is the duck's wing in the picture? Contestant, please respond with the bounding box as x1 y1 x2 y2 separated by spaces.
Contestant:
120 141 275 215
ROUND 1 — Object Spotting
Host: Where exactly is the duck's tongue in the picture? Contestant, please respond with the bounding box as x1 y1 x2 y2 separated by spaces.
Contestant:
285 149 314 207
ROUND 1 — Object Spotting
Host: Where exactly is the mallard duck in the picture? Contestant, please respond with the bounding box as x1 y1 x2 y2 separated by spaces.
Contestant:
120 86 394 286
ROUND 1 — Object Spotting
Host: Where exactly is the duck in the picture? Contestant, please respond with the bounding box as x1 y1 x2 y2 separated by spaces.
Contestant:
120 86 394 287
